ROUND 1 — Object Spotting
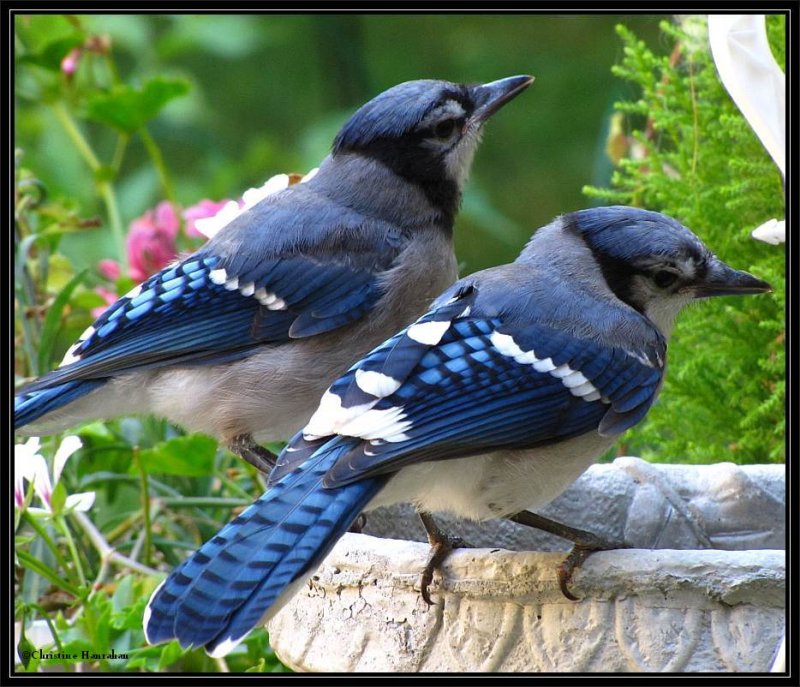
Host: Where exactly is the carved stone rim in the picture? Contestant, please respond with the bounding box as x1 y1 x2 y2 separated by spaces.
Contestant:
305 534 786 607
268 535 785 672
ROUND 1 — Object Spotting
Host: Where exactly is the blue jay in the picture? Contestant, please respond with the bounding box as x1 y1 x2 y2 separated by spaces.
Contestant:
14 75 534 471
144 206 771 656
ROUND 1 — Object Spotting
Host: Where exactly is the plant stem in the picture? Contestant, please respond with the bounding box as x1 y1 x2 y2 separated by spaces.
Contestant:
22 513 70 574
72 511 158 576
14 218 44 375
111 132 129 173
50 101 126 261
134 447 153 567
140 126 176 203
57 516 87 589
103 511 143 545
98 180 126 261
51 102 100 170
28 603 66 653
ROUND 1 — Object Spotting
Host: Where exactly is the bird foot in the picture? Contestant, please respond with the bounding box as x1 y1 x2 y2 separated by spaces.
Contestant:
348 513 368 534
228 434 277 474
417 512 470 605
557 538 630 601
507 509 628 601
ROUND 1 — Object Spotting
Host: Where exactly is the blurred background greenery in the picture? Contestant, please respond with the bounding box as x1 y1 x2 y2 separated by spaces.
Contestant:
15 13 666 274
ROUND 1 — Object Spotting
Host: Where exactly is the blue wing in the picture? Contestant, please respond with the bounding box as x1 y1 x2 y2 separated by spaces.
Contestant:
16 185 405 398
273 275 666 488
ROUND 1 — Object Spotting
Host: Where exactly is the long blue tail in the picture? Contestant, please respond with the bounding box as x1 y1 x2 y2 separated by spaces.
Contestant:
14 379 106 430
143 439 386 656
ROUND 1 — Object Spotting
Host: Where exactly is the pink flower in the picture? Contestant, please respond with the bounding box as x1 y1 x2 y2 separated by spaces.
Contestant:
183 199 233 239
97 259 121 281
61 47 82 78
126 201 180 281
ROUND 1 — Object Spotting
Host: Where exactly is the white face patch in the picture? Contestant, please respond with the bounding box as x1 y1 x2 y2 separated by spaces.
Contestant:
406 320 450 345
489 330 602 401
630 267 694 337
444 126 482 187
355 369 402 398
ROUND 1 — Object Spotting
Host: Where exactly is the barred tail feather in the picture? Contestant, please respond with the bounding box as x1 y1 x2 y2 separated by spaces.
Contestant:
14 379 106 430
143 438 385 656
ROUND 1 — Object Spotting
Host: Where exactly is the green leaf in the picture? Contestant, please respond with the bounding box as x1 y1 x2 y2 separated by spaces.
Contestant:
246 657 268 672
37 268 87 374
45 253 76 293
17 633 35 669
70 290 108 311
49 481 67 515
18 34 84 72
85 77 191 134
109 576 153 631
17 550 81 597
157 640 185 670
136 435 218 476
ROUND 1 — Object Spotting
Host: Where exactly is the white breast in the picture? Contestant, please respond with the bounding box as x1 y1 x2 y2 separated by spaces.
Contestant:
367 431 616 521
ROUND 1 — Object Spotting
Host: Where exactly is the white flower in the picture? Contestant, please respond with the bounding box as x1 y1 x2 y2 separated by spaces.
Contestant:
751 218 785 245
14 436 95 515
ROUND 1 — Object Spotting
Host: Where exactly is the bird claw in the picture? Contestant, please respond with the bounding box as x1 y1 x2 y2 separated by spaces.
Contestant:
348 513 368 534
419 534 470 605
557 539 630 601
229 434 277 474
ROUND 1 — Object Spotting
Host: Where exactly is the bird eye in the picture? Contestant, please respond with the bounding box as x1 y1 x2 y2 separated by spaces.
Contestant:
653 270 678 288
433 119 458 139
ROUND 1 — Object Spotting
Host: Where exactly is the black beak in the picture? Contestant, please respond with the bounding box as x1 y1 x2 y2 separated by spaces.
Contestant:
691 257 773 299
469 75 534 126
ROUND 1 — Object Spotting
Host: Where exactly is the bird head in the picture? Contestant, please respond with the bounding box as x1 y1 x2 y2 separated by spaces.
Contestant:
561 206 772 335
331 75 533 216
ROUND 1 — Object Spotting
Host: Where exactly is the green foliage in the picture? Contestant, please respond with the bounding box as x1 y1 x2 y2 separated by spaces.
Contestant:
584 17 785 463
86 77 191 134
136 435 218 477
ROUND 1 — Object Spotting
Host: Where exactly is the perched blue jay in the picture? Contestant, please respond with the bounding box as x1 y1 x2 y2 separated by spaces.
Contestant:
144 206 771 656
14 75 534 471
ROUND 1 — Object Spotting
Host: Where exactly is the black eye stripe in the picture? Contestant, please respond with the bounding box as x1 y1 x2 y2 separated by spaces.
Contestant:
434 119 457 138
653 270 679 288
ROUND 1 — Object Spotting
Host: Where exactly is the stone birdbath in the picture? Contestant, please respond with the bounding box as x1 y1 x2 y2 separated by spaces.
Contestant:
267 458 785 672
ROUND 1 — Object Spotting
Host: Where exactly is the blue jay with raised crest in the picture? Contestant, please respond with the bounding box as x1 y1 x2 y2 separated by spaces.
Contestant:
14 75 534 471
144 206 771 656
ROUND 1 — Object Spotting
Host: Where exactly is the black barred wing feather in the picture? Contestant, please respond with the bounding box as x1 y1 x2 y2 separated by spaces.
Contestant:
277 282 666 488
20 240 398 394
